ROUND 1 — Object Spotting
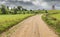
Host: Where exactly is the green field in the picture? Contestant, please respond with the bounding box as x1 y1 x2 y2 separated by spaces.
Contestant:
48 10 60 13
50 14 60 20
0 14 33 33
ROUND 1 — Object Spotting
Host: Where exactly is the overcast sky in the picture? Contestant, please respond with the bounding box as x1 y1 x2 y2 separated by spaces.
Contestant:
0 0 60 10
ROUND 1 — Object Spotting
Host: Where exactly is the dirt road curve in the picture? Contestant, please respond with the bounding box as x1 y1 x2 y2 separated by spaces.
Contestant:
0 14 58 37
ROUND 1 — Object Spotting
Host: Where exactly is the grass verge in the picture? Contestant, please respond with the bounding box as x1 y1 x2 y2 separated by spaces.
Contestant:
0 14 34 34
42 14 60 37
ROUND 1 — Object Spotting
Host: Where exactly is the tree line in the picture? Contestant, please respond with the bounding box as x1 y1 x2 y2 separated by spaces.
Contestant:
0 5 28 14
0 5 47 14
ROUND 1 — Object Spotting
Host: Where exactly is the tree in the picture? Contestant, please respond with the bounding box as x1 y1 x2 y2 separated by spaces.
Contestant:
30 10 32 11
7 6 9 10
17 6 22 11
45 10 48 13
14 8 17 14
1 5 7 14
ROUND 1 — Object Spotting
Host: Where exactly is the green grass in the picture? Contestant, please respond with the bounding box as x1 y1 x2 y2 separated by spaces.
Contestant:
48 10 60 13
50 14 60 20
50 14 60 35
42 13 60 36
0 14 33 33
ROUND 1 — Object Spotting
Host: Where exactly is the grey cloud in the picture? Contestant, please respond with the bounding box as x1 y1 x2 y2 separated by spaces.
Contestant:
0 0 60 10
0 0 39 10
41 0 60 9
43 0 60 2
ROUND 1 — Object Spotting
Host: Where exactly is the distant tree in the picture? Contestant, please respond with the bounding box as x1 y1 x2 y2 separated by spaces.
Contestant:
17 6 22 10
45 10 48 20
22 8 27 11
1 5 7 14
24 9 27 11
30 10 32 11
45 10 48 13
43 9 45 11
7 6 9 10
14 8 17 14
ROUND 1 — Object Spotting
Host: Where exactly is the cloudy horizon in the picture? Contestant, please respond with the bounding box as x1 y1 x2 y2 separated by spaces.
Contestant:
0 0 60 10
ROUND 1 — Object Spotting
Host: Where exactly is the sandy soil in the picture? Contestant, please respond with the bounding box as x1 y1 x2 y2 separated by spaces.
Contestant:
0 14 58 37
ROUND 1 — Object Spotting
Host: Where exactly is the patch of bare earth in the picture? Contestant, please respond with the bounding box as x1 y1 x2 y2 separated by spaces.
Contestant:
0 14 58 37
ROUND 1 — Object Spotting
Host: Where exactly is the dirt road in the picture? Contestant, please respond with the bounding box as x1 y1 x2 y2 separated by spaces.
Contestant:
0 14 58 37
